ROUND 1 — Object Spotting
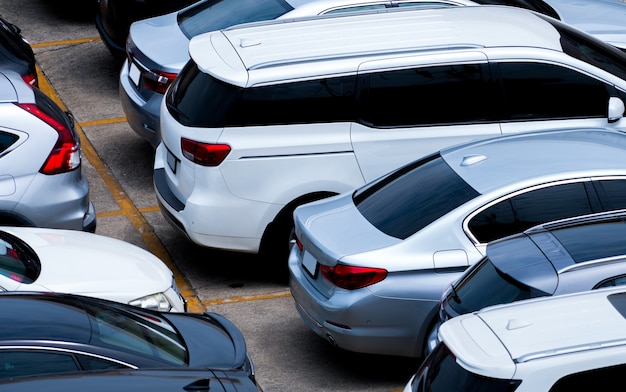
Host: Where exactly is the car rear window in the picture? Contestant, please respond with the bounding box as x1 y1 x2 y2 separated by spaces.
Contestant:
412 343 521 392
353 153 479 239
178 0 293 38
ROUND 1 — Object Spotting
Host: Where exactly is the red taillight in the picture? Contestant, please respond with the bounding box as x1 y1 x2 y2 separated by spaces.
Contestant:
181 138 230 166
22 73 37 87
320 264 387 290
16 103 80 175
295 236 303 252
144 70 177 94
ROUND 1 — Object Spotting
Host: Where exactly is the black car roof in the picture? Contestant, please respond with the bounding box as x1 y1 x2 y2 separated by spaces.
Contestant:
485 211 626 293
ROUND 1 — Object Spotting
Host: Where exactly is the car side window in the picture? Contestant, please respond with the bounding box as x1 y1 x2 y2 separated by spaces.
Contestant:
324 4 388 14
358 63 498 127
595 275 626 289
549 364 625 391
0 350 79 379
469 182 595 243
0 132 18 154
594 179 626 210
497 62 609 121
75 354 128 371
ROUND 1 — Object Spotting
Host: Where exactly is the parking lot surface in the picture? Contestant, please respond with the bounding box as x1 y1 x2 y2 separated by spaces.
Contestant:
0 1 421 390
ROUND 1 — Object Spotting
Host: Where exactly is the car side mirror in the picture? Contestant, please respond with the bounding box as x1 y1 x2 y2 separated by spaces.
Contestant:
608 97 625 123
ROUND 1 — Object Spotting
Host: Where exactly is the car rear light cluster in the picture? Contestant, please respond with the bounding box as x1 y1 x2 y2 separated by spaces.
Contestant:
181 138 231 166
22 72 37 87
320 264 387 290
16 103 80 175
144 69 177 94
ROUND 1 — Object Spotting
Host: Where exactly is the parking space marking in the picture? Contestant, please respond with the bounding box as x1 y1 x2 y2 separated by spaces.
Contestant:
30 37 101 49
203 291 292 307
36 65 206 314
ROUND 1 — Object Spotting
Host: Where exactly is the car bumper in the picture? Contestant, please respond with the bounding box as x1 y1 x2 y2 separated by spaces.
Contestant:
288 250 436 358
119 59 162 148
153 145 277 253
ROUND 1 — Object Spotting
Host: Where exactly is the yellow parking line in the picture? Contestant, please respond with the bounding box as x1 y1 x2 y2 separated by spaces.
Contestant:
30 37 101 49
36 65 206 314
203 291 292 307
79 117 128 127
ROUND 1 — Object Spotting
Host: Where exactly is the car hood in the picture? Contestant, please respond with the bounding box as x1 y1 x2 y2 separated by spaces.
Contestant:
5 227 172 301
129 12 190 71
547 0 626 49
294 192 400 265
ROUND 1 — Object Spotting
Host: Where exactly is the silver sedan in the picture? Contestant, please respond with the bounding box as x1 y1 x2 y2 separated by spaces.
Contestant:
289 127 626 358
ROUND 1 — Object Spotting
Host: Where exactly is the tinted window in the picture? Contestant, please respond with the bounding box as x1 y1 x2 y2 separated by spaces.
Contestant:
596 275 626 289
354 154 479 239
0 351 79 379
178 0 293 38
359 64 497 127
498 62 609 121
0 132 18 153
75 354 128 371
469 182 594 243
166 61 356 127
224 76 356 126
166 61 242 128
596 179 626 210
550 364 626 391
414 343 521 392
82 301 187 366
446 257 551 316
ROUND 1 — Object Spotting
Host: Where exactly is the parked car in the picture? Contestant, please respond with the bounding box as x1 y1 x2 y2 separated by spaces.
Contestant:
0 369 261 392
154 6 626 264
121 0 626 148
0 70 96 231
0 15 37 86
424 210 626 355
95 0 198 60
0 226 185 312
289 127 626 358
0 292 255 380
121 0 446 147
403 286 626 391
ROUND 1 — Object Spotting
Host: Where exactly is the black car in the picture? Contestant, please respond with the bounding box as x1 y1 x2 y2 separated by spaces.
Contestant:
0 369 262 392
0 16 37 87
95 0 198 60
0 292 255 381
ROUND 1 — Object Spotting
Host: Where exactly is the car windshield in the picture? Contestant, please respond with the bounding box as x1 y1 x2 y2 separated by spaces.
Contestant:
177 0 294 38
412 343 521 392
446 256 551 317
82 300 187 366
0 231 40 284
353 153 479 239
537 14 626 80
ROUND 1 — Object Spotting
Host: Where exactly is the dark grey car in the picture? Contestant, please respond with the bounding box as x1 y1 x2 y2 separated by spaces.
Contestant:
427 209 626 354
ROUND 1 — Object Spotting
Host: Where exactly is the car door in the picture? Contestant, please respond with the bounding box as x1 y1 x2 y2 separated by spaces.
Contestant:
351 51 503 182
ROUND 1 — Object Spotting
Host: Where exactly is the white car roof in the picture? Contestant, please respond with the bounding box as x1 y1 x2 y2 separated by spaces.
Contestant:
440 128 626 195
188 5 562 87
439 286 626 380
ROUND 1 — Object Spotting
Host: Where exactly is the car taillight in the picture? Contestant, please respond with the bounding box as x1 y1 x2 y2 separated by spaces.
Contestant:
181 138 230 166
144 70 177 94
16 103 80 175
22 72 37 87
320 264 387 290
